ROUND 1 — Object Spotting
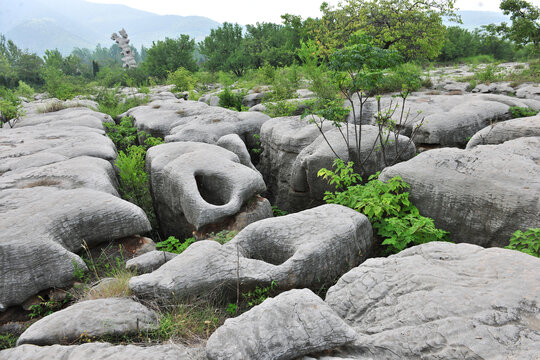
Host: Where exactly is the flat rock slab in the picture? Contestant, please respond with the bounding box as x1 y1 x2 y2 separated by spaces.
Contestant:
466 114 540 148
0 107 151 310
122 99 270 146
130 204 373 301
323 242 540 360
1 342 204 360
126 250 178 274
206 289 357 360
379 136 540 247
17 298 158 345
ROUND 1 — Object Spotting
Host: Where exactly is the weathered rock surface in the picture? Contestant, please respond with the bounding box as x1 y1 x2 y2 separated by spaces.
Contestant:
516 84 540 100
259 116 415 212
348 93 540 147
126 250 178 274
122 99 270 146
147 142 267 239
216 133 257 170
379 136 540 247
0 342 204 360
17 298 157 345
130 205 373 301
322 242 540 360
0 108 151 311
206 289 357 360
466 114 540 148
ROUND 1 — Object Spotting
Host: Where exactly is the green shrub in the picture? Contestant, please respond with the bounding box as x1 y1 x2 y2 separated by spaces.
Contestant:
167 67 196 92
218 71 234 87
505 228 539 257
0 87 24 127
96 87 149 119
319 159 450 254
16 80 35 98
474 64 502 84
104 116 138 152
0 334 18 350
156 236 195 254
209 230 238 244
242 281 277 308
271 206 287 217
218 87 246 111
509 106 539 118
377 62 423 93
263 100 300 117
42 66 76 100
268 66 300 101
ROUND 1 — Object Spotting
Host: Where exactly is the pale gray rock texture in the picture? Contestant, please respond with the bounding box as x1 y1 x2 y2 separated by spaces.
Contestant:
379 136 540 247
146 142 267 238
130 205 373 301
323 242 540 360
126 250 178 274
217 133 257 170
466 114 540 148
516 84 540 99
206 289 357 360
259 116 415 212
347 93 540 146
22 99 100 116
0 342 204 360
17 298 157 345
0 107 151 311
122 99 270 146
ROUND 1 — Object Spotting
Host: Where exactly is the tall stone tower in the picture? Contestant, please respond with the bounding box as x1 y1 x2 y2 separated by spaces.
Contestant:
111 28 137 68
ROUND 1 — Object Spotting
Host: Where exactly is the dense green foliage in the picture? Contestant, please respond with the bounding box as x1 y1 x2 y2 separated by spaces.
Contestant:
509 106 540 118
156 236 196 254
167 67 196 92
319 159 450 254
143 35 198 79
505 228 540 257
0 87 24 127
218 88 246 111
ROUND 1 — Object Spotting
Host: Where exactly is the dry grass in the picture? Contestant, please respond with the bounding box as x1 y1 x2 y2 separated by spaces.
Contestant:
37 101 68 113
82 269 134 300
20 178 62 188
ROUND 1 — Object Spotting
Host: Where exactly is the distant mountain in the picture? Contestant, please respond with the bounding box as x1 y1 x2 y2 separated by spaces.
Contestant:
0 0 221 55
446 10 510 31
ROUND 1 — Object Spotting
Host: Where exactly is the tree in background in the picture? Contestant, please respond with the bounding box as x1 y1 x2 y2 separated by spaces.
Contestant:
308 0 459 61
199 23 248 76
143 35 198 79
487 0 539 54
0 34 43 88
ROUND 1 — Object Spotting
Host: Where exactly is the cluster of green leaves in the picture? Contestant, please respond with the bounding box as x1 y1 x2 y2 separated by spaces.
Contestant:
319 159 450 254
143 35 198 79
263 100 301 118
156 236 195 254
0 86 24 127
509 106 540 118
104 116 138 152
209 230 238 245
167 67 196 92
226 280 278 315
96 87 149 119
29 294 72 319
505 228 540 257
218 88 247 111
0 334 17 350
271 206 288 217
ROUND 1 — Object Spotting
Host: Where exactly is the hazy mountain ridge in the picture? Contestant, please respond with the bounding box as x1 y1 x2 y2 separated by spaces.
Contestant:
1 0 509 55
0 0 221 54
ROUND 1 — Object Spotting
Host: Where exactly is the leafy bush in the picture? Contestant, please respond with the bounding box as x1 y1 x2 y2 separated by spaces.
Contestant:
167 67 196 92
156 236 195 254
96 87 149 119
505 228 539 257
242 281 277 308
218 87 246 111
42 66 77 100
271 206 288 217
0 86 24 127
263 100 300 117
509 106 539 118
209 230 238 245
378 62 423 93
473 64 502 84
16 80 34 98
104 116 138 152
319 159 450 254
268 66 300 101
0 334 18 350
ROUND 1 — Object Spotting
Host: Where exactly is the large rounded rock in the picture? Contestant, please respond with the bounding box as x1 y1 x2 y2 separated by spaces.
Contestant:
0 342 204 360
206 289 357 360
130 204 373 301
146 142 268 239
323 242 540 360
466 114 540 149
379 136 540 247
17 298 158 346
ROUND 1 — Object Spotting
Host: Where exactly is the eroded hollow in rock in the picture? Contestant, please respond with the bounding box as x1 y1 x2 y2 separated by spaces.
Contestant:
195 173 231 206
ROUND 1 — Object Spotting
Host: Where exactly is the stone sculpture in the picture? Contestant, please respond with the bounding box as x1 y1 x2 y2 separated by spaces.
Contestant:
111 28 137 68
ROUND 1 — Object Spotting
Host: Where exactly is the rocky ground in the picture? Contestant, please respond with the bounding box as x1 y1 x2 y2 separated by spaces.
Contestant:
1 66 539 359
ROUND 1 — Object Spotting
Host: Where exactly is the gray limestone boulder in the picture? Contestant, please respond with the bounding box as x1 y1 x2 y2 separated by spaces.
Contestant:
130 204 373 301
258 116 334 210
243 92 266 107
217 133 257 170
16 107 113 129
466 114 540 148
516 84 540 99
379 136 540 247
122 99 270 147
323 242 540 360
17 298 158 346
206 289 357 360
289 125 416 211
126 250 178 274
0 342 204 360
147 142 267 238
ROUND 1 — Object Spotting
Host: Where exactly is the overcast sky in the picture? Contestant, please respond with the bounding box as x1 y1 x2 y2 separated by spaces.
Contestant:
86 0 540 24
